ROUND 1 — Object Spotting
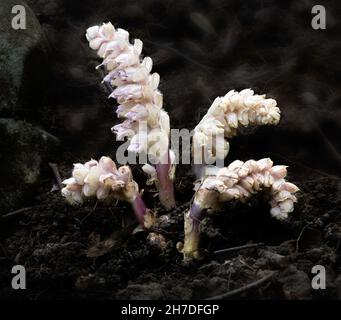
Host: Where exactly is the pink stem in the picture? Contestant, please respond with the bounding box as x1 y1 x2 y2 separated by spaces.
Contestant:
155 150 175 210
131 193 147 227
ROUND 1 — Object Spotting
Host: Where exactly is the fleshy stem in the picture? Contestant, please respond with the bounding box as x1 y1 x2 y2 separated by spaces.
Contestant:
182 201 205 261
130 192 148 227
155 150 175 210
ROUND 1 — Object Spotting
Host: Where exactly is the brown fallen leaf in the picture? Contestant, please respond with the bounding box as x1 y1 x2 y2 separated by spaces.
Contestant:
86 233 118 258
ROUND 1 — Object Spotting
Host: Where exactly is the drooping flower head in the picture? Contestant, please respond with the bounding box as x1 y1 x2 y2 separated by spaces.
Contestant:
182 158 299 261
193 89 281 165
195 158 298 219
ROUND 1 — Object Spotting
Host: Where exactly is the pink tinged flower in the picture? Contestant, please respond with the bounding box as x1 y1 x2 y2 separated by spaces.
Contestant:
86 26 100 41
72 165 89 184
103 38 127 57
98 156 117 172
83 166 102 197
128 132 148 153
226 113 238 128
116 102 147 118
61 187 83 206
147 129 170 162
99 22 116 39
142 164 158 185
61 177 84 205
84 159 98 168
270 165 288 179
125 109 148 122
207 97 224 117
110 84 153 104
256 158 273 171
112 120 137 141
227 160 244 172
153 91 163 108
279 199 295 213
114 51 140 69
142 57 153 73
281 182 299 193
96 186 110 200
115 104 131 118
159 110 170 134
107 65 149 86
89 37 105 51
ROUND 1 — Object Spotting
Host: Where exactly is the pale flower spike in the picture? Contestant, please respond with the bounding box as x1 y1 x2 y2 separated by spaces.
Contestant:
181 158 299 261
86 22 175 210
193 89 281 169
61 156 149 228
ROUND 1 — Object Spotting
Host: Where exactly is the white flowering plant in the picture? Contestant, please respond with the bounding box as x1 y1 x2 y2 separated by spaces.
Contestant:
61 22 299 261
85 22 175 210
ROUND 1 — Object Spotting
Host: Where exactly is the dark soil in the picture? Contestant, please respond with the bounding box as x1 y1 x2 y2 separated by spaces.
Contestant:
1 165 341 299
1 0 341 300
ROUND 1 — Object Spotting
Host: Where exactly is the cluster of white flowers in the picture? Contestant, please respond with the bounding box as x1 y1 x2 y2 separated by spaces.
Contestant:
193 89 281 163
61 156 138 205
195 158 299 220
86 22 170 161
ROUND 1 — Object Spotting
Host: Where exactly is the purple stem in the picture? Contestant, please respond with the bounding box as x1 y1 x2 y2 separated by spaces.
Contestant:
131 192 147 227
183 202 206 261
155 150 175 210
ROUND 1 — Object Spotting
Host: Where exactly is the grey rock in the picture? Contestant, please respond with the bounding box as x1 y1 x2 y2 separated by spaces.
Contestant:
0 118 59 214
0 0 49 119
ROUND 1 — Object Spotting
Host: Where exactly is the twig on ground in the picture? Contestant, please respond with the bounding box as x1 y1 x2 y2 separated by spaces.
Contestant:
295 223 311 253
1 207 32 219
213 243 264 256
49 162 63 190
205 271 276 300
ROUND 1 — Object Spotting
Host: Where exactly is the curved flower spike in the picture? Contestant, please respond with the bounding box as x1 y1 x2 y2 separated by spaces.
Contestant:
86 22 175 209
61 156 151 228
181 158 299 261
192 89 281 168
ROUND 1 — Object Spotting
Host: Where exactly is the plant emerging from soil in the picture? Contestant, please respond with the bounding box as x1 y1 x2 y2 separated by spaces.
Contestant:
61 22 299 261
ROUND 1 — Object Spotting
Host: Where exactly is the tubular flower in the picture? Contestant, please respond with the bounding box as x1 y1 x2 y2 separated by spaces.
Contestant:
192 89 281 166
181 158 299 261
61 156 149 227
86 22 175 209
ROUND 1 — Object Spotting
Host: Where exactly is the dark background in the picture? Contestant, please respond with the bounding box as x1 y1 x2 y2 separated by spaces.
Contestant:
37 0 341 173
47 0 341 173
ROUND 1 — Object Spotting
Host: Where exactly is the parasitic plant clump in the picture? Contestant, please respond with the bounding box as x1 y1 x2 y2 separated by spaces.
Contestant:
61 156 150 227
85 22 175 210
181 158 299 261
60 21 299 263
